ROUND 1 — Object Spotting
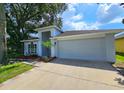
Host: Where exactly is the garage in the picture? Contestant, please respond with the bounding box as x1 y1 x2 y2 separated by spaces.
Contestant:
56 37 106 61
51 30 123 63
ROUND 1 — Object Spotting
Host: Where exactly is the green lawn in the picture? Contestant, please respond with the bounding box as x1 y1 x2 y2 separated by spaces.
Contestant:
114 53 124 68
116 54 124 64
0 62 33 83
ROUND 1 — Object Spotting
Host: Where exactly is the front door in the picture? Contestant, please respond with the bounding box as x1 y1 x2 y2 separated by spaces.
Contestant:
28 42 37 55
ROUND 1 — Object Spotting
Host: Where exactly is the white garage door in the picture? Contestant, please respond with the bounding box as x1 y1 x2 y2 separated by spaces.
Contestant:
57 37 106 61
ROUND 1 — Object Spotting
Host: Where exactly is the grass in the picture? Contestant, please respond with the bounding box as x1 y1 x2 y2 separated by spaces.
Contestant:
115 53 124 64
114 53 124 69
0 62 33 83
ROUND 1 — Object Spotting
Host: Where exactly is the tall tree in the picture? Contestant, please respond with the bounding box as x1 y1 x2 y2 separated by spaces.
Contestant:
0 4 7 65
4 3 67 56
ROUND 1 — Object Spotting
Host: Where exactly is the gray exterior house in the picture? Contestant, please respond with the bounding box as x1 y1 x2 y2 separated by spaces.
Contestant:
21 26 123 63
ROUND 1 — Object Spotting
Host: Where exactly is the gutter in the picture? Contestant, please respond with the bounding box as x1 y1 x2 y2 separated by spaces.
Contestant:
51 30 124 40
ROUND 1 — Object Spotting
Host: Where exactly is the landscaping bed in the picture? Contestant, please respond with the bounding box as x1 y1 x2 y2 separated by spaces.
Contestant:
0 62 33 83
113 53 124 76
16 55 56 62
42 56 56 63
17 55 39 60
114 53 124 68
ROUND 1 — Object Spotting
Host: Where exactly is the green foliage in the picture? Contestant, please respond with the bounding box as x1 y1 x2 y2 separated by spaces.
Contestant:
116 52 124 56
116 54 124 64
115 53 124 68
42 40 53 49
7 50 23 59
4 3 67 56
0 62 33 83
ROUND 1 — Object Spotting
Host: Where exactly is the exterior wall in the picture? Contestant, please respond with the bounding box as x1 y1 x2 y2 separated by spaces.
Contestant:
105 34 115 63
37 31 42 56
115 37 124 53
24 42 29 55
51 29 61 57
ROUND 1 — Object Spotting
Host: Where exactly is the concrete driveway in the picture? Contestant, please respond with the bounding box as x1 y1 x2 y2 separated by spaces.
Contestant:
0 58 124 90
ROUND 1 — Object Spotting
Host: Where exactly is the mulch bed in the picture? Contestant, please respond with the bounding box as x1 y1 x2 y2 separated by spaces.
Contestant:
16 55 56 62
17 55 38 60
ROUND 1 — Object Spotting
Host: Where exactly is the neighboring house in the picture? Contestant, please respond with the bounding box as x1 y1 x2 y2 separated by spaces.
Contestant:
115 34 124 53
21 26 123 63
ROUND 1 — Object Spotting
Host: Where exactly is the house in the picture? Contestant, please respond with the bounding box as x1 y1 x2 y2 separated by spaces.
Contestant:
21 25 124 63
115 33 124 53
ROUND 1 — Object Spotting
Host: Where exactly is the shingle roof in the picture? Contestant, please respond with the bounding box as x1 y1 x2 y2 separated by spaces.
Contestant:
56 29 124 37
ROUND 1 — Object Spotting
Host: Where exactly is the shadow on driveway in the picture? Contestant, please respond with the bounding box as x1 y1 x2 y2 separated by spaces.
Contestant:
51 58 116 71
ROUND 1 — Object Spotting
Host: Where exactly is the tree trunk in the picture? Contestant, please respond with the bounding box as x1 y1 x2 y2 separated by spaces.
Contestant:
0 4 7 65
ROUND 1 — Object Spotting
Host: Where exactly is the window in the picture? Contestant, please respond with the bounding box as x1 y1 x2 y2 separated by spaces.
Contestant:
28 42 37 55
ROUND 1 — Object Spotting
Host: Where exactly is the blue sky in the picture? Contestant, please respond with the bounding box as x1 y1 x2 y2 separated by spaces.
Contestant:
62 3 124 32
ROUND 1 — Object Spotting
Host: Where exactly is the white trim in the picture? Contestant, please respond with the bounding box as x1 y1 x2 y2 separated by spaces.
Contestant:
34 25 61 32
52 29 124 40
51 33 105 40
21 39 39 42
37 31 42 56
115 34 124 39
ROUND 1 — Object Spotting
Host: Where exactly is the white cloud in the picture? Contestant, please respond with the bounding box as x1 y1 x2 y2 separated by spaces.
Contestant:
62 4 124 31
71 14 83 21
65 21 99 30
97 4 124 24
68 3 77 12
62 4 101 30
109 17 123 23
62 4 105 30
